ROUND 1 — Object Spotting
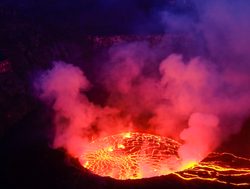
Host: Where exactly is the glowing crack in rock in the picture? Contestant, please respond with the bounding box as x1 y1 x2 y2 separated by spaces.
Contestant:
79 132 250 186
173 152 250 186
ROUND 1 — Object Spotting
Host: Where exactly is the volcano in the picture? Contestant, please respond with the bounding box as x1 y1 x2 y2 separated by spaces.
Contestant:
78 132 250 186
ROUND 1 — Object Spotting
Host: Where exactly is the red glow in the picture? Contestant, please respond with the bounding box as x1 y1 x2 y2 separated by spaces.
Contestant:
79 132 250 186
79 132 181 180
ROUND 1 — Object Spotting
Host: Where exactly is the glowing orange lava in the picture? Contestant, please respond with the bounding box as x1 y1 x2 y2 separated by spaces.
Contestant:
79 132 250 186
173 152 250 186
80 132 181 179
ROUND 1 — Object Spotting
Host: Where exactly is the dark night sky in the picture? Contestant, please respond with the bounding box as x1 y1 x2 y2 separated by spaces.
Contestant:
0 0 196 35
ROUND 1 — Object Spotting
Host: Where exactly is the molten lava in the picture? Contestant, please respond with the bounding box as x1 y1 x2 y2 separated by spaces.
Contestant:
80 132 181 179
174 152 250 186
79 132 250 186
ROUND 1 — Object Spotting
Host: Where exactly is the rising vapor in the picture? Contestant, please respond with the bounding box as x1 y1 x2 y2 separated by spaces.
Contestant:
35 0 250 168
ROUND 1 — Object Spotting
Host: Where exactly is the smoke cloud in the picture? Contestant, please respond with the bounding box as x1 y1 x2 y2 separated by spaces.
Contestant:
36 0 250 168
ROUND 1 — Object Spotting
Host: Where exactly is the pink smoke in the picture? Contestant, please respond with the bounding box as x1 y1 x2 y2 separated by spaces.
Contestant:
36 51 250 167
36 1 250 168
36 62 97 156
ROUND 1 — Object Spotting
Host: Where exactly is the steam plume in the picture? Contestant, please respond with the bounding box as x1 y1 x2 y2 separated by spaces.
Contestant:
36 1 250 167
